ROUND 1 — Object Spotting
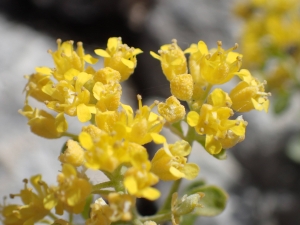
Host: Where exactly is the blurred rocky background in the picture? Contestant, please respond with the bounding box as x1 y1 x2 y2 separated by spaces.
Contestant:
0 0 300 224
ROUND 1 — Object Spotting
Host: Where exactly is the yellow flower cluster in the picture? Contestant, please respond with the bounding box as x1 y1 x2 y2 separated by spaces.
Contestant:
1 36 269 225
235 0 300 95
151 39 270 154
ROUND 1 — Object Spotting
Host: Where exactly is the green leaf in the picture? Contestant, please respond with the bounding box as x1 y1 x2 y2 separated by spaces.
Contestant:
274 90 290 114
286 134 300 164
186 185 228 217
183 179 206 194
213 148 227 160
181 214 198 225
81 195 93 220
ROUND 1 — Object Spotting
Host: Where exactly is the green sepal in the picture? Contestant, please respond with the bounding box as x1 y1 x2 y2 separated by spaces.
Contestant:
171 120 184 136
186 185 228 217
81 194 93 220
60 141 68 154
213 148 227 160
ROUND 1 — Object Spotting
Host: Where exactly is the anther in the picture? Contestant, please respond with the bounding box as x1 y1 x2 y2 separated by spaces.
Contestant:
217 41 222 47
68 40 74 45
233 43 239 49
77 41 83 47
9 194 15 199
137 94 142 101
44 100 49 105
56 39 62 45
23 178 28 183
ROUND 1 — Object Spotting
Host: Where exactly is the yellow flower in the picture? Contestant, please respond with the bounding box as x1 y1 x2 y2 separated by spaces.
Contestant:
93 81 122 112
58 140 85 167
1 175 51 225
118 95 165 145
19 105 67 139
94 67 121 84
107 193 135 222
49 39 98 81
24 72 52 104
43 71 96 122
151 140 199 181
187 89 247 154
123 163 160 200
86 198 112 225
170 74 194 101
150 39 187 81
230 70 270 112
47 164 92 214
79 131 123 172
157 96 186 123
95 37 143 81
186 41 242 85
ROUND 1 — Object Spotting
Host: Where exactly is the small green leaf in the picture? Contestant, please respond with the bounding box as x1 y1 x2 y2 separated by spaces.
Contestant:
286 134 300 164
186 185 228 217
81 195 93 220
181 214 198 225
274 90 290 114
183 179 206 193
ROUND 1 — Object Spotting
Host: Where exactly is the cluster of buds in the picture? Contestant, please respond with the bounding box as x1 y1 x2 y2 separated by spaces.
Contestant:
0 36 269 225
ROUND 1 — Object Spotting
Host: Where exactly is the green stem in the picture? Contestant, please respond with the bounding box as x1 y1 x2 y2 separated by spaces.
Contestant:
92 181 115 191
62 132 78 140
91 189 115 195
47 212 59 221
158 178 182 213
69 212 73 224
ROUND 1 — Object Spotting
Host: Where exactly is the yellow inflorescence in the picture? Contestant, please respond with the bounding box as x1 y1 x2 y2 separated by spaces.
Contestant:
1 37 270 225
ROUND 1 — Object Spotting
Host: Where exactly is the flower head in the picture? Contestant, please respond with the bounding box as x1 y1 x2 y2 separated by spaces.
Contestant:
230 69 270 112
151 140 199 181
0 175 51 225
157 96 186 123
95 37 142 81
150 39 187 81
19 105 67 139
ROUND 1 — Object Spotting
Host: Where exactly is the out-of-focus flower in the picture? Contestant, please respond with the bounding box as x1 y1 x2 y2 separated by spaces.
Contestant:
0 175 51 225
86 198 111 225
107 193 135 222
